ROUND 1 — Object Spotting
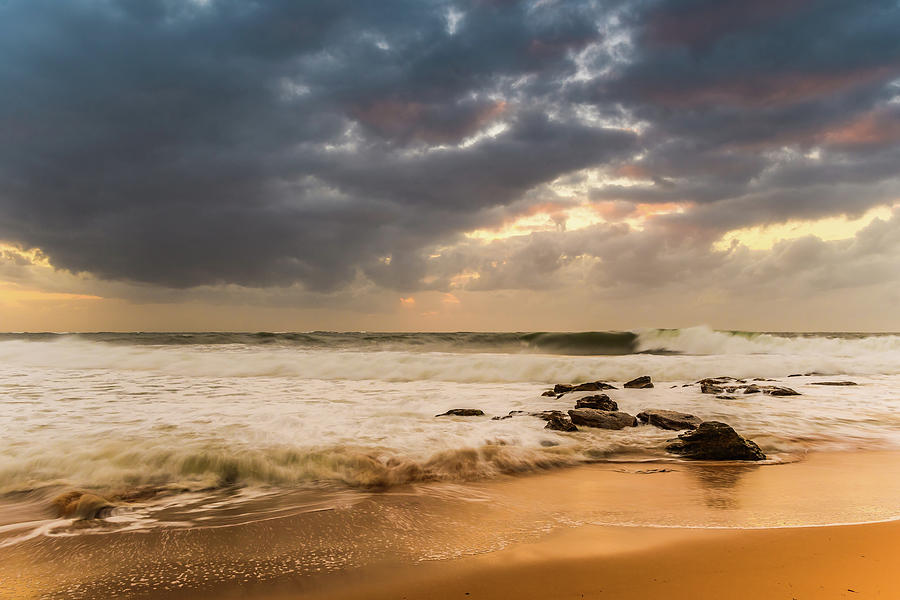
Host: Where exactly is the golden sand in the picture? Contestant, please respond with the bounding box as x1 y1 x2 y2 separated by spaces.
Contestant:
2 452 898 599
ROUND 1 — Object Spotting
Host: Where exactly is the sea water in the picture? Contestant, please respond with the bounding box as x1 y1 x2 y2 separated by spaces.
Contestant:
1 326 899 496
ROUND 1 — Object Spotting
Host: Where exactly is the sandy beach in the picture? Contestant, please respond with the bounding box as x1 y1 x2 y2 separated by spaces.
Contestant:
3 451 898 599
314 520 900 600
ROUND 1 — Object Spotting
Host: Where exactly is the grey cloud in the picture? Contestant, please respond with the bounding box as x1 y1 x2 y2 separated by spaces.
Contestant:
430 208 900 300
0 0 898 302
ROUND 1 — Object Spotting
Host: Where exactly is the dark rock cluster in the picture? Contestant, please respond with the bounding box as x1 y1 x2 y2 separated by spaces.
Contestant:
437 373 774 461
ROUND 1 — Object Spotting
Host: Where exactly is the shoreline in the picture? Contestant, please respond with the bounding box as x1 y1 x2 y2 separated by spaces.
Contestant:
2 450 899 599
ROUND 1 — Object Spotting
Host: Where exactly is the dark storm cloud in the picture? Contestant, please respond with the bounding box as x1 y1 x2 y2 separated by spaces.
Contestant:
0 0 618 291
578 0 900 223
0 0 899 296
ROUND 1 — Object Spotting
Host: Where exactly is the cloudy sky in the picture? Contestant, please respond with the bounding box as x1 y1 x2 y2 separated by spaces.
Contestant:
1 0 899 332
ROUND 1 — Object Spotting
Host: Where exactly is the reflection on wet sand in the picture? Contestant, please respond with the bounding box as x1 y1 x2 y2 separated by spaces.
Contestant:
0 452 897 600
687 464 760 510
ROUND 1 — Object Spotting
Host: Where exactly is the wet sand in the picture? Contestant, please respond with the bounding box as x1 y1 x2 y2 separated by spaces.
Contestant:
313 520 900 600
2 451 899 599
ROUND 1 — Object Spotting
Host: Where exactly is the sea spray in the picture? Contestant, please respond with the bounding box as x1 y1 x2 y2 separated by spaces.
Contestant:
1 328 899 496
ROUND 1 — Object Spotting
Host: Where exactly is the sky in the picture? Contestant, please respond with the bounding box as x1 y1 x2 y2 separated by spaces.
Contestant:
1 0 899 332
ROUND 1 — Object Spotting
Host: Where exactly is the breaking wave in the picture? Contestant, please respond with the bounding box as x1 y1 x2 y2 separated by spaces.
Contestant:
2 326 898 356
1 326 899 381
0 442 582 495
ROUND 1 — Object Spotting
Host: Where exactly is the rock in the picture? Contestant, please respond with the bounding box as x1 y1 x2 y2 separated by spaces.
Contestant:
52 490 114 519
762 386 800 396
743 384 761 394
665 421 766 461
810 381 858 386
698 377 746 385
636 409 702 430
568 409 638 430
554 381 617 394
574 394 618 411
492 410 529 420
716 394 737 400
545 414 578 432
753 378 777 382
541 390 557 397
435 409 484 417
623 375 653 389
531 410 568 421
700 382 724 394
540 440 560 447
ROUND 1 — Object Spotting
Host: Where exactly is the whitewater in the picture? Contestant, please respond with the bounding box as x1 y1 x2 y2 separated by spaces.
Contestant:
1 326 899 499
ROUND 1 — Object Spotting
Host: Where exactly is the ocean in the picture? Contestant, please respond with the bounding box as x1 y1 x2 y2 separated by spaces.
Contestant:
2 326 900 597
2 326 899 497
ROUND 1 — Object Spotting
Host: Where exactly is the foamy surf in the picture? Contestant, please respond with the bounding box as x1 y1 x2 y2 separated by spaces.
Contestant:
1 327 899 529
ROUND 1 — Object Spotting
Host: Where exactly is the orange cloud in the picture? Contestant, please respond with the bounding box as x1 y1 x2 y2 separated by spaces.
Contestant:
399 296 416 306
353 99 507 144
614 164 653 181
823 110 900 147
645 66 897 109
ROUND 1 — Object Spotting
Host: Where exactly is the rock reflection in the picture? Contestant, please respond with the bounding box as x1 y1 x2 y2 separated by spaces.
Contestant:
688 464 760 510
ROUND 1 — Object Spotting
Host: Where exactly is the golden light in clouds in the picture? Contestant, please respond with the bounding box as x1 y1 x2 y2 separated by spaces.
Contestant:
464 201 687 242
713 204 896 251
0 243 52 268
449 269 481 288
399 296 416 306
0 282 101 304
0 243 103 305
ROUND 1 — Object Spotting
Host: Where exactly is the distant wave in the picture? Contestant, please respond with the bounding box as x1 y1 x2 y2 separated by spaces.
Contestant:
2 327 898 357
0 330 641 355
1 327 899 382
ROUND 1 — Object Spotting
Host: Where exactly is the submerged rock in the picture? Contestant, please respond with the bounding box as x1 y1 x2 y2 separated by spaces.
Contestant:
568 409 638 430
435 408 485 417
545 414 578 432
700 382 724 394
574 394 618 411
665 421 766 461
554 381 617 394
743 384 761 394
698 377 746 385
531 410 568 421
493 410 534 421
810 381 858 386
52 490 114 520
623 375 653 389
541 390 557 397
762 386 800 396
715 394 738 400
636 409 702 431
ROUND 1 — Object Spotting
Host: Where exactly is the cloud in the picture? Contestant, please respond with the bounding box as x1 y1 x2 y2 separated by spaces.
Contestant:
0 0 898 328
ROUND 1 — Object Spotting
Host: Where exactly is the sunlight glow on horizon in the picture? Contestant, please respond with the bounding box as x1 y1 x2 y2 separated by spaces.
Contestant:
713 204 897 251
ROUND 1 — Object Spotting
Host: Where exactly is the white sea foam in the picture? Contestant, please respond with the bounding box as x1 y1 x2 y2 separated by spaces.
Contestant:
0 329 899 494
